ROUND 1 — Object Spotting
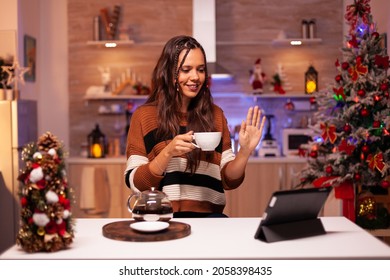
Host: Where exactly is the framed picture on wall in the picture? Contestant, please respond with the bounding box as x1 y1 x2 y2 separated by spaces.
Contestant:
24 35 36 82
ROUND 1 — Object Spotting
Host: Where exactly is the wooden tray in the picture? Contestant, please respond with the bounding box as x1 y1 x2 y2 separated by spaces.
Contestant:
102 220 191 242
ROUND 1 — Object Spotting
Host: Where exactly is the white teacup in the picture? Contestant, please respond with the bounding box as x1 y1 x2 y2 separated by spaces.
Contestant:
193 132 222 151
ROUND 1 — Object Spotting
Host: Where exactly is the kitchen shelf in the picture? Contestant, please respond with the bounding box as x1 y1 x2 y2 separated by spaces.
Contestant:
272 38 323 46
86 40 135 47
83 94 148 100
243 92 314 99
84 92 313 101
86 40 166 48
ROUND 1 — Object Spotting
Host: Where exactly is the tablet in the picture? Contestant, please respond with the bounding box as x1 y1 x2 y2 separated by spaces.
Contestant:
254 187 332 242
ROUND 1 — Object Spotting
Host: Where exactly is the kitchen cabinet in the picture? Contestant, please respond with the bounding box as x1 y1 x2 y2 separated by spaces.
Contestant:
224 162 285 217
224 159 312 218
67 157 338 219
67 158 131 218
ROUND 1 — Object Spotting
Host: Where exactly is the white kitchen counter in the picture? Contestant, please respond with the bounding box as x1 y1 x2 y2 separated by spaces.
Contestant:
2 217 390 260
67 156 308 164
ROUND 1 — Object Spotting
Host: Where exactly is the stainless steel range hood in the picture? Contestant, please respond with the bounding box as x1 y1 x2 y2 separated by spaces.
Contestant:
193 0 233 80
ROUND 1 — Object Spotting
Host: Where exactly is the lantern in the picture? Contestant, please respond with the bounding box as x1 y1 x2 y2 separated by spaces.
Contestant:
305 65 318 94
88 124 106 158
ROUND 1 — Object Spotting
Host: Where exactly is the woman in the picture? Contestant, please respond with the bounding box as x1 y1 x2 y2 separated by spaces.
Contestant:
125 35 265 218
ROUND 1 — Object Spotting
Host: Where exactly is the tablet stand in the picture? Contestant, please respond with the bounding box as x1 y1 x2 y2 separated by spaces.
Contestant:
254 218 326 243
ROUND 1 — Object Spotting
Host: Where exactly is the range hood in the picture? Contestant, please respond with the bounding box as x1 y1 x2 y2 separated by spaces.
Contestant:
192 0 233 80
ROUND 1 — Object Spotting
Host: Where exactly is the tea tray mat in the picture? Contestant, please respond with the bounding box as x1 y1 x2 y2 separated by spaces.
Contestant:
102 220 191 242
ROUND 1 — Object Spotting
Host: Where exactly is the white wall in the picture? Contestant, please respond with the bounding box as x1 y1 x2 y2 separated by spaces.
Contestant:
37 0 69 149
370 0 390 49
0 0 70 150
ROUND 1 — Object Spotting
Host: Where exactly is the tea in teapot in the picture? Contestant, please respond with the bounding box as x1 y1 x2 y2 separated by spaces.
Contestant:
127 187 173 222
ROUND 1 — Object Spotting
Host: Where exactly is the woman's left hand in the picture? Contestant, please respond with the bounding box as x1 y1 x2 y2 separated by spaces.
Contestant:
238 106 266 156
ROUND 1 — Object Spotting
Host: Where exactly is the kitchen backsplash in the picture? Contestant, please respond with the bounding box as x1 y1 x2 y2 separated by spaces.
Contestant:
68 0 342 156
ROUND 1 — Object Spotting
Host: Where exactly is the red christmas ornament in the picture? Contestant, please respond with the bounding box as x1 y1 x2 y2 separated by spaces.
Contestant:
335 74 343 82
284 99 295 111
309 97 316 104
372 32 380 38
380 180 390 189
357 89 365 97
360 108 369 117
380 83 388 91
341 62 349 70
21 197 28 207
343 123 352 133
309 151 318 158
325 166 333 174
354 173 361 181
361 145 370 154
374 95 381 102
372 120 381 128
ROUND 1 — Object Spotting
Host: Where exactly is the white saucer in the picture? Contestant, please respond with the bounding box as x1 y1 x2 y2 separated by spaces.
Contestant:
130 221 169 233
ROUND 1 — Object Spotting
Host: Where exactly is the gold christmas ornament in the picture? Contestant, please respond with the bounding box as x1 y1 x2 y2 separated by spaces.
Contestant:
37 227 45 236
357 192 376 217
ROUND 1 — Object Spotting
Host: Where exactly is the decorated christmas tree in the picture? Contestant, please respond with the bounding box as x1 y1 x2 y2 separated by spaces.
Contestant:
16 132 75 252
298 0 389 228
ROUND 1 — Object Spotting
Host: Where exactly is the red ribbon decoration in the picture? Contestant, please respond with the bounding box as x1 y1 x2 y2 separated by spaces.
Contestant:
320 123 337 144
338 139 356 155
345 0 371 34
298 147 307 157
333 87 346 101
348 35 359 48
348 58 368 81
367 152 386 173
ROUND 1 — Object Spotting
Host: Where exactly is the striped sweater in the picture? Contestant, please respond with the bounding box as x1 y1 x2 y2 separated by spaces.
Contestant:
124 103 244 214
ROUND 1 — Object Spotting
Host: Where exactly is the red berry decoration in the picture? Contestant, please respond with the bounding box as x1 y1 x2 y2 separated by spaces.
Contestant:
325 166 333 174
380 83 388 91
343 123 352 133
360 108 369 117
372 120 381 128
380 180 390 189
354 173 361 181
341 62 349 70
284 100 295 111
357 89 365 97
309 151 318 158
335 74 342 82
361 145 370 154
372 32 380 38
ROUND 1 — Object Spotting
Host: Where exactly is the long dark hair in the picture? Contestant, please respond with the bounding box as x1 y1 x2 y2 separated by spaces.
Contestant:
146 35 215 173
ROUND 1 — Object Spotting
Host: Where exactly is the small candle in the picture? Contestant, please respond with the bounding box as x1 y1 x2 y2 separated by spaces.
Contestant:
91 143 103 158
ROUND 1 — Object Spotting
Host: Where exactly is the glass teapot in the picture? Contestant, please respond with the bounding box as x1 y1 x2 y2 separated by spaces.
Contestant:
127 187 173 222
